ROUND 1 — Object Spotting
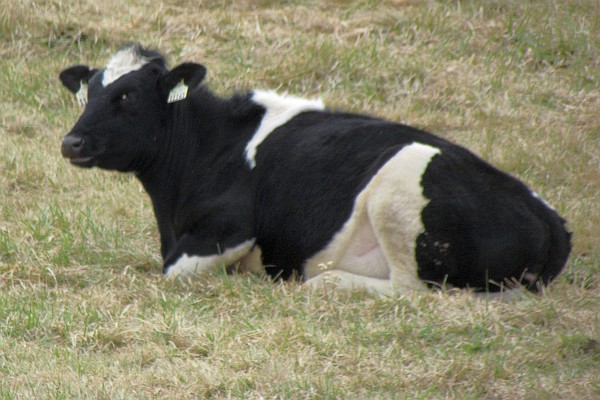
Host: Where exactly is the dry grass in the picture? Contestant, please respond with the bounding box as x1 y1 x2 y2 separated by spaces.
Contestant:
0 0 599 398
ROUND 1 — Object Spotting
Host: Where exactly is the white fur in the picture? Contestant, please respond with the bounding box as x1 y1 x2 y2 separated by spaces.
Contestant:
245 90 325 168
304 270 394 295
164 239 256 279
303 142 441 294
531 191 556 211
102 47 151 87
236 245 265 275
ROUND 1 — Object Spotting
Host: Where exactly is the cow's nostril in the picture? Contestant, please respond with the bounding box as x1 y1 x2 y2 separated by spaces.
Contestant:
61 136 85 158
69 136 84 148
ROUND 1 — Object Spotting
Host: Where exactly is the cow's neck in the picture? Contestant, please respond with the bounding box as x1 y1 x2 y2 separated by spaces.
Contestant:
138 91 224 188
135 89 264 236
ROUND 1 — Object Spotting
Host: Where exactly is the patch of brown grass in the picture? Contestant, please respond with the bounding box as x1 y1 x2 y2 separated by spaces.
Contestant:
0 0 598 398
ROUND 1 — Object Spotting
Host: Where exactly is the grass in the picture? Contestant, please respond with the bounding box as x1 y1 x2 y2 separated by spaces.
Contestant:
0 0 599 398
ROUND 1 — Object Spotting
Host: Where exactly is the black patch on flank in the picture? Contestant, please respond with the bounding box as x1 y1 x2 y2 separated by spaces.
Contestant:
416 148 569 292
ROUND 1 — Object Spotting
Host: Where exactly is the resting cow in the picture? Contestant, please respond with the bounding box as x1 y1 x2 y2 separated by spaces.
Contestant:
59 45 571 295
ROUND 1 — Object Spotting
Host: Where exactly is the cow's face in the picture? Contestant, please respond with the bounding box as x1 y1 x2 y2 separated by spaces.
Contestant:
59 45 206 172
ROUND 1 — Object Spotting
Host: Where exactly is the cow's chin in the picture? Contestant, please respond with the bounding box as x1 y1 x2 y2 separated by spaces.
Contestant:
69 156 96 168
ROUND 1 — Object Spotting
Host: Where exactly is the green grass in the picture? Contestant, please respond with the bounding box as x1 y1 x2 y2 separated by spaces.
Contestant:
0 0 599 398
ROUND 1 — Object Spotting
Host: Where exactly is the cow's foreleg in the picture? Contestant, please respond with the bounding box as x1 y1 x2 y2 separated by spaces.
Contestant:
163 238 256 279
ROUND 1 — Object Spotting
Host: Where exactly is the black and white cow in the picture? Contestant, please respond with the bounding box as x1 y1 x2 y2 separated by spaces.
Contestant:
59 45 571 294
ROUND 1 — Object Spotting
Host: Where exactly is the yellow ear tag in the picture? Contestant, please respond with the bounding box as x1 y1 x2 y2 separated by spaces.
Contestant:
167 80 188 103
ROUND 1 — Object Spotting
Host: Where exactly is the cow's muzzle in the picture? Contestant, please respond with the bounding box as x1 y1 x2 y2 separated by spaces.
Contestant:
61 135 93 164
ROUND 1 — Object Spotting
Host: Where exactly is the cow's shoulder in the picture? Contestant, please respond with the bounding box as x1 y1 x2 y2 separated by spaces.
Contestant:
244 90 325 168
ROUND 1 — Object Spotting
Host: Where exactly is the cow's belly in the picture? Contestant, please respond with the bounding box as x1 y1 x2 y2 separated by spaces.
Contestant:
304 218 389 280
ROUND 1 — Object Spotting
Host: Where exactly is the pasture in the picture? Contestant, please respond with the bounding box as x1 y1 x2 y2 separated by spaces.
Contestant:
0 0 599 398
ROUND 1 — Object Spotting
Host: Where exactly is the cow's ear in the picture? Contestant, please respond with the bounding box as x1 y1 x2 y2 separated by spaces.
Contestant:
159 63 207 103
59 65 96 93
59 65 97 106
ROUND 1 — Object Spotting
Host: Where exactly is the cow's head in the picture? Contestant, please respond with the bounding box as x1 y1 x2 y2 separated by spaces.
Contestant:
59 45 206 172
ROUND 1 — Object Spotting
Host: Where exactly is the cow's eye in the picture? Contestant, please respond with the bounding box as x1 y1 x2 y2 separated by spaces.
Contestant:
115 91 135 103
112 92 132 104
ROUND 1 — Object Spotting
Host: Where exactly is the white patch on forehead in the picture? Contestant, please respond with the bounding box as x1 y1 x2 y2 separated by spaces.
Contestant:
245 90 325 168
102 47 151 87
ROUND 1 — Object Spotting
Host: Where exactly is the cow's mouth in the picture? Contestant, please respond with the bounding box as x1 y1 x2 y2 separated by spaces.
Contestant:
69 156 95 165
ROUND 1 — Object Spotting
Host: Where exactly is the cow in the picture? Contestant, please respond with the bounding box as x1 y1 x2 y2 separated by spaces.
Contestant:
59 44 571 295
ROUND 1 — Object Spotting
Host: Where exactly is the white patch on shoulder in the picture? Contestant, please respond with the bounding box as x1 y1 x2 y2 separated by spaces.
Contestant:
304 142 441 294
164 239 256 279
102 47 151 87
245 90 325 168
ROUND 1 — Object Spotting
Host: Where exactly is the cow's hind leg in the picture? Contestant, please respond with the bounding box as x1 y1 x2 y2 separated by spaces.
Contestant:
363 143 442 292
303 143 441 294
302 183 393 294
304 270 393 295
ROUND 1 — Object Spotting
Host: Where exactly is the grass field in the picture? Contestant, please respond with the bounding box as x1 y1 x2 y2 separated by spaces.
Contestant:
1 0 599 398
